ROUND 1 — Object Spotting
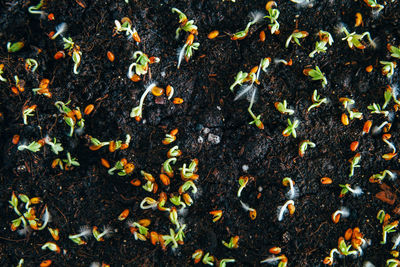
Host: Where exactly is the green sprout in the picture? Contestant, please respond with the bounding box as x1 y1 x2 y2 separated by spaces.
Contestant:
177 42 200 69
28 0 45 17
383 86 400 108
139 197 158 210
55 100 84 136
222 236 239 249
63 37 75 51
231 12 264 40
162 228 180 248
108 160 127 176
363 0 384 13
275 100 295 115
303 66 327 87
219 259 236 267
142 181 154 192
128 51 159 77
338 25 376 49
202 253 215 266
387 259 400 267
349 153 361 177
69 226 91 245
179 180 198 194
22 105 37 125
51 23 67 40
380 61 396 78
130 83 157 120
72 50 82 74
170 195 186 209
309 30 334 58
92 226 112 241
230 71 249 92
25 58 38 73
339 184 363 197
285 30 308 48
7 42 24 53
307 90 328 112
264 1 280 34
18 141 42 152
114 18 140 41
172 8 198 39
237 176 249 197
377 210 386 224
367 103 389 117
388 44 400 59
45 137 64 155
282 119 299 138
298 140 315 157
382 221 398 244
62 152 80 168
369 170 396 183
338 238 357 256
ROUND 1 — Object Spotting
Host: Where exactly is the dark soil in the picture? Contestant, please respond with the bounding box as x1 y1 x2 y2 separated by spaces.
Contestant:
1 0 400 266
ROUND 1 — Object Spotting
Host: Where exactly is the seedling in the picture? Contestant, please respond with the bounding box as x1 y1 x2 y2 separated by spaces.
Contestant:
128 220 150 241
177 36 200 69
48 227 60 241
179 180 198 194
348 153 361 177
7 42 24 53
369 170 396 183
130 83 158 121
0 64 7 82
380 61 396 78
230 71 249 92
231 12 264 40
309 30 334 57
298 140 316 157
209 210 223 222
192 249 204 264
202 253 215 266
69 226 91 245
337 237 357 256
114 17 141 42
275 100 294 115
93 226 112 241
32 78 52 98
338 25 376 49
274 59 292 66
219 259 236 267
388 44 400 59
25 58 38 72
307 90 327 111
44 137 64 155
72 49 82 74
127 51 159 78
264 1 280 35
51 23 67 40
367 103 389 117
331 207 350 223
240 200 257 220
363 0 384 13
237 176 249 197
382 134 396 154
167 146 182 158
383 85 398 109
62 152 80 169
387 259 400 267
28 0 46 17
22 105 37 125
222 236 239 249
277 200 295 221
282 119 299 138
260 255 288 266
323 248 340 266
41 242 61 253
303 66 327 87
162 158 177 177
140 197 158 210
170 195 186 209
18 141 42 152
339 184 363 197
382 221 398 244
285 30 308 48
179 159 199 180
172 8 198 38
282 177 298 200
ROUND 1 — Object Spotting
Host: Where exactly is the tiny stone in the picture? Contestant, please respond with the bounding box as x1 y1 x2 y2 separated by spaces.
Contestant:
203 127 210 134
242 165 249 172
207 133 220 144
161 71 166 77
155 96 166 105
216 106 221 110
197 136 204 143
258 186 263 192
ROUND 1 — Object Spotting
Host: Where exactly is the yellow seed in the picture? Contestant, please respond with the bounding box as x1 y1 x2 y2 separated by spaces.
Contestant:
208 30 219 39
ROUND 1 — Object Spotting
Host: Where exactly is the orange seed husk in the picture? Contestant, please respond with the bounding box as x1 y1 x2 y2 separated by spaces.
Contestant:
118 209 129 221
344 228 353 240
173 98 184 104
208 30 219 39
383 153 397 161
84 104 94 115
12 134 20 145
332 213 340 224
259 30 266 42
288 204 295 215
40 260 52 267
159 173 170 186
130 179 141 186
269 247 281 254
109 141 116 152
130 74 141 82
249 209 257 220
151 86 164 96
320 177 332 184
186 34 195 45
363 120 372 134
54 51 65 60
107 51 115 62
150 231 159 245
355 13 363 27
139 219 151 227
341 113 349 125
124 163 135 174
350 141 359 151
365 65 373 72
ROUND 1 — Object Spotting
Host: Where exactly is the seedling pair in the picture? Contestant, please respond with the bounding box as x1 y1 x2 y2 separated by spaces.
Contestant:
275 100 294 115
231 12 264 40
127 51 160 80
285 30 308 48
369 170 396 183
32 79 52 98
377 210 398 244
282 119 299 138
108 159 134 176
338 25 376 49
339 98 363 124
307 90 327 111
114 17 141 42
89 134 130 152
264 1 280 35
55 100 85 136
52 152 80 170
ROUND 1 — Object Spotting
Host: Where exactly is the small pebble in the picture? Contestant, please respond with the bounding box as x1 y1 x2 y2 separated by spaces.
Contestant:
207 133 220 144
242 165 249 172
